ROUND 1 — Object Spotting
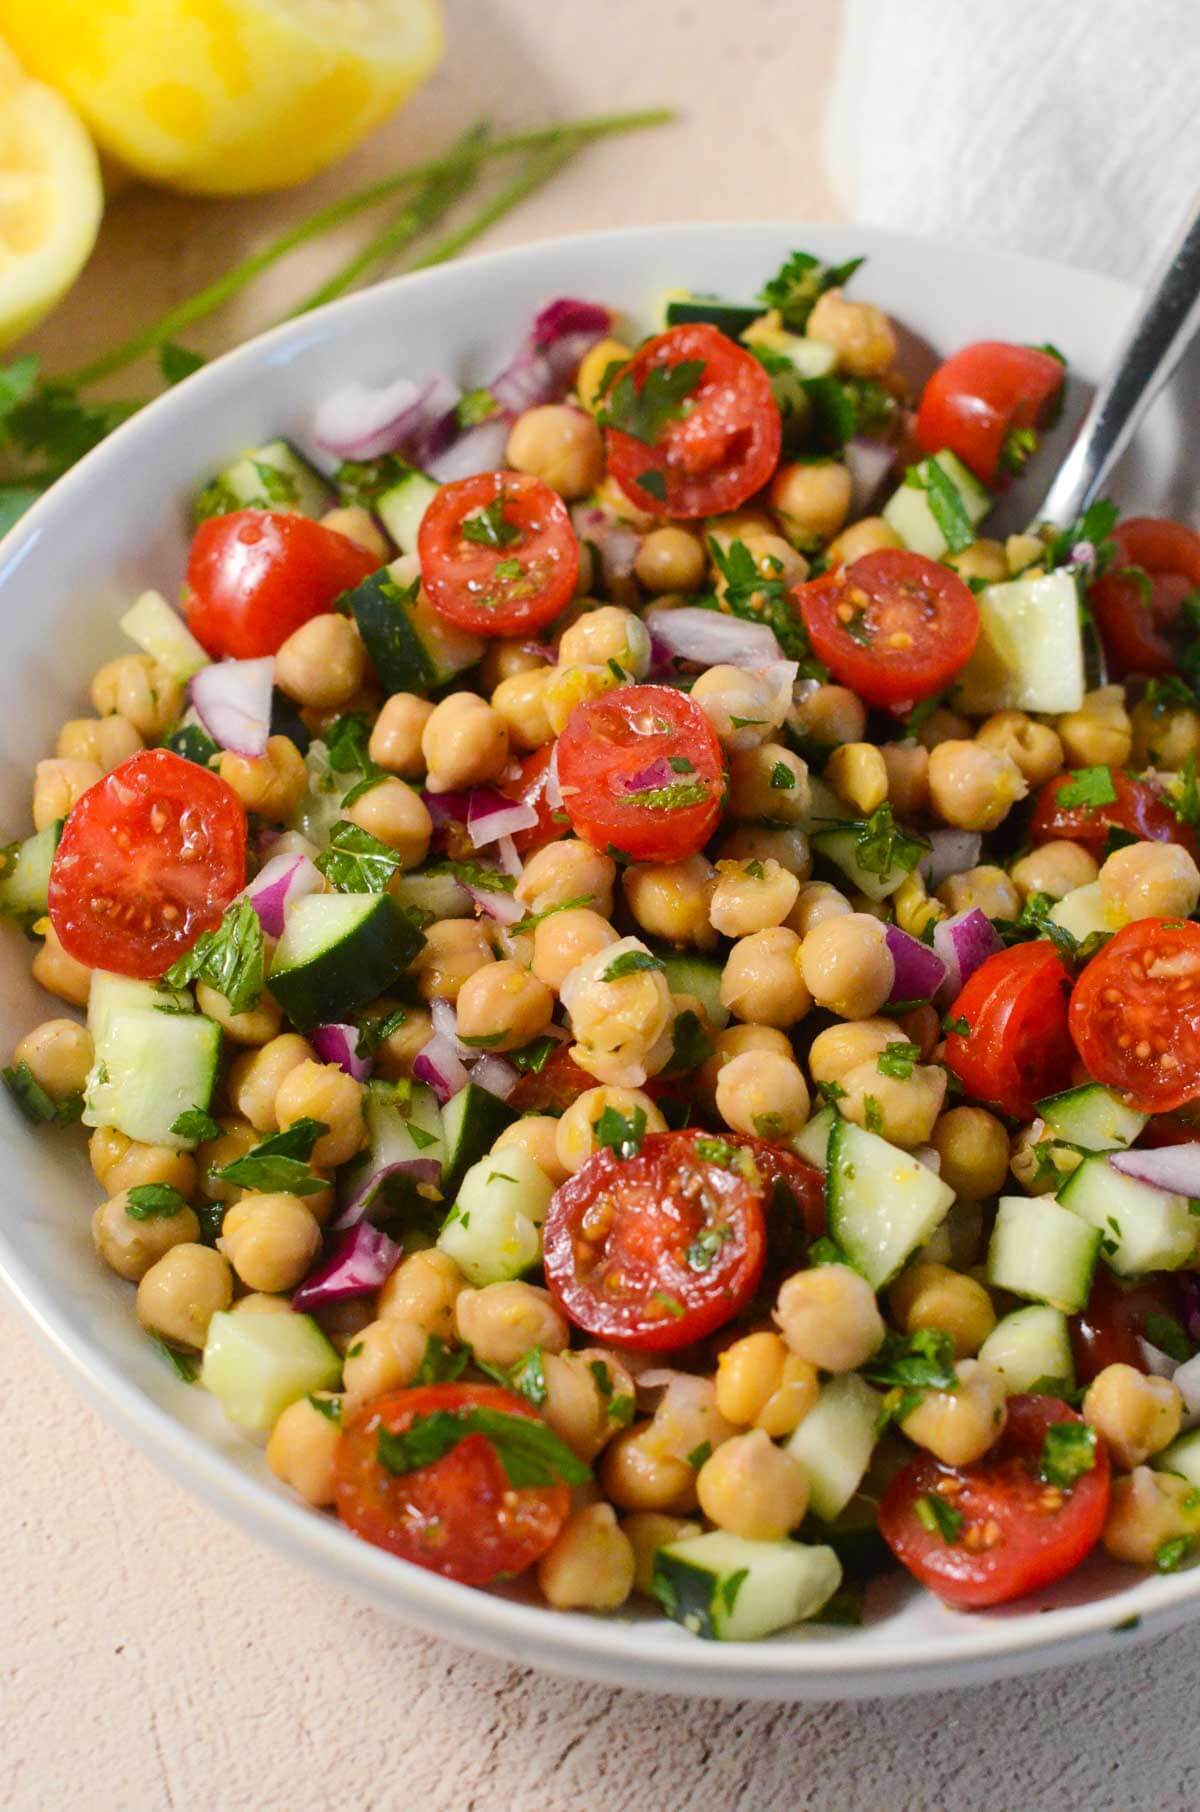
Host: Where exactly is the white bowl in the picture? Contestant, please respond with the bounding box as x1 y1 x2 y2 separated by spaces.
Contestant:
2 222 1197 1701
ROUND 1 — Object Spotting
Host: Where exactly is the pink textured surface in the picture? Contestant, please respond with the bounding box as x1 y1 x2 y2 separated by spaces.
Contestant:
6 2 1200 1806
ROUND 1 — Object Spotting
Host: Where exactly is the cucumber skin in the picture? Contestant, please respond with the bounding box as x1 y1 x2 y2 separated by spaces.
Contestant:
440 1084 516 1205
344 570 439 693
269 895 425 1031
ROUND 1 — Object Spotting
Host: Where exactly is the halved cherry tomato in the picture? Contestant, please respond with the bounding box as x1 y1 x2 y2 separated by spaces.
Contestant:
333 1383 570 1586
1090 518 1200 678
185 510 377 659
914 341 1066 486
1070 1269 1187 1385
729 1135 825 1273
1069 917 1200 1112
542 1128 767 1350
508 1043 595 1115
555 683 726 862
47 749 247 979
1031 767 1196 860
500 744 568 857
943 941 1075 1119
794 549 979 708
418 471 579 637
603 322 781 519
879 1395 1110 1609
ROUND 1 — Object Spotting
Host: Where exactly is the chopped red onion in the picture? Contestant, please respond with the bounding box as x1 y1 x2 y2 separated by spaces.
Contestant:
469 1053 520 1100
885 924 948 1005
311 1022 371 1082
190 657 275 758
291 1222 402 1312
466 787 539 848
1172 1351 1200 1416
421 787 472 828
643 605 783 669
312 374 460 463
491 297 611 415
241 852 323 939
621 756 678 795
920 830 983 891
933 909 1002 1004
1137 1337 1180 1379
1110 1144 1200 1196
844 436 897 518
430 996 468 1055
465 880 524 925
413 1030 470 1103
426 413 513 483
569 504 642 590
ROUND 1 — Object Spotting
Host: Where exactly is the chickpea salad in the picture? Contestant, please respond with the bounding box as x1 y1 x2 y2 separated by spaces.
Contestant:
8 252 1200 1642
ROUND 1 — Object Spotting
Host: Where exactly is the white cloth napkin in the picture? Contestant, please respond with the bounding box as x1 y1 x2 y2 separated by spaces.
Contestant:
824 0 1200 281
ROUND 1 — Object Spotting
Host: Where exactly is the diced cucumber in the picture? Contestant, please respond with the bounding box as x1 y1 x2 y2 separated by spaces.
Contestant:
978 1304 1075 1394
290 740 347 847
345 561 483 694
826 1118 954 1288
440 1083 515 1206
1048 880 1113 944
338 1081 445 1223
1058 1154 1200 1276
437 1148 555 1286
390 867 474 920
270 892 424 1032
118 590 210 682
810 824 921 901
798 775 855 833
882 450 991 560
84 1008 221 1148
955 570 1085 715
87 971 191 1048
661 292 762 337
1154 1430 1200 1489
375 467 439 555
793 1105 836 1172
201 1309 340 1432
194 439 335 523
986 1194 1100 1313
1036 1083 1148 1153
785 1372 884 1521
656 952 730 1030
651 1532 842 1641
0 820 61 922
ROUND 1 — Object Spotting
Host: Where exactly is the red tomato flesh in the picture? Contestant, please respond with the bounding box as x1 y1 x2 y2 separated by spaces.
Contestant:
186 510 377 659
880 1395 1110 1609
542 1128 767 1351
603 323 781 519
1090 518 1200 679
915 341 1065 486
418 471 579 637
794 549 979 708
333 1383 570 1586
1069 917 1200 1112
1070 1269 1187 1385
1031 767 1196 860
508 1044 596 1116
943 941 1075 1120
47 749 247 979
555 683 726 862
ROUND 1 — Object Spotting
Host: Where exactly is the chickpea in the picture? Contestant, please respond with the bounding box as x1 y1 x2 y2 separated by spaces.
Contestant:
274 1059 364 1168
695 1428 810 1540
1132 696 1200 769
195 981 282 1047
479 638 549 691
219 1193 321 1293
219 735 307 821
728 742 811 822
367 693 434 776
1010 839 1098 903
454 1280 568 1369
315 503 389 559
274 614 366 710
808 288 896 377
789 685 867 755
266 1393 341 1506
892 869 944 941
227 1033 314 1134
92 1190 201 1282
808 1017 901 1085
196 1118 259 1204
32 757 102 831
1057 685 1132 769
880 742 930 820
716 1332 819 1438
975 711 1064 788
136 1243 233 1348
1009 1121 1082 1196
13 1018 92 1100
1102 1466 1200 1565
312 1295 375 1353
1083 1364 1183 1470
421 692 509 793
560 937 674 1088
622 856 716 951
769 459 852 548
341 1315 426 1406
944 538 1008 584
775 1265 885 1372
490 1114 567 1187
529 907 614 994
927 741 1027 832
491 668 555 751
57 714 143 772
377 1247 465 1338
30 923 91 1007
690 664 791 752
718 825 812 883
930 1106 1010 1199
890 1263 997 1360
367 1003 432 1081
800 913 893 1019
542 1347 636 1462
508 403 604 498
826 742 889 815
645 1373 737 1468
916 707 972 752
839 1056 947 1147
600 1422 699 1514
414 919 494 1002
635 525 706 593
558 605 650 679
900 1359 1008 1466
826 514 901 566
232 1292 293 1316
536 1503 635 1610
89 1129 196 1199
91 654 183 741
786 881 853 939
937 864 1021 920
1100 840 1200 925
698 1022 793 1098
555 1085 667 1174
344 777 432 868
716 1049 809 1141
454 959 553 1053
623 1512 703 1596
720 926 811 1028
709 857 800 938
516 841 616 918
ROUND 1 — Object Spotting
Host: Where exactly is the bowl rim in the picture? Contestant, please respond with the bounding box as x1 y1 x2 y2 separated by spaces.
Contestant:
1 218 1192 1696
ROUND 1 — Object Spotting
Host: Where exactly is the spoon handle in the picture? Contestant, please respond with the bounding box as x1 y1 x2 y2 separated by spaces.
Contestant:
1035 192 1200 528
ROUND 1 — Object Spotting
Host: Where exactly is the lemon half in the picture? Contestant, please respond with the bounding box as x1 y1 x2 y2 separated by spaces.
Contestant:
0 40 103 348
0 0 444 196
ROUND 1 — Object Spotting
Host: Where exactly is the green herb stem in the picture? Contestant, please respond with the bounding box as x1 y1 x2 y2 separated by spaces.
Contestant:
409 140 582 272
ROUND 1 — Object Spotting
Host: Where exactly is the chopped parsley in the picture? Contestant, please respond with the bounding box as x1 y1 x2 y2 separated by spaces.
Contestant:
1038 1421 1098 1489
1055 766 1118 811
686 1222 732 1271
651 1291 686 1319
686 1441 713 1470
876 1042 922 1081
903 460 973 554
914 1493 964 1544
217 1118 330 1196
355 1005 409 1060
376 1406 589 1489
620 778 710 811
598 358 705 446
595 1103 647 1160
316 818 408 893
306 1393 342 1424
125 1183 189 1220
507 1035 560 1074
848 804 930 879
1154 1536 1196 1574
1044 498 1119 575
602 950 666 982
169 1106 222 1143
164 897 263 1014
2 1060 83 1127
942 1015 970 1038
863 1095 884 1134
147 1335 197 1383
477 1345 548 1407
757 248 864 332
457 387 499 428
770 761 795 791
414 1334 469 1386
695 1135 739 1169
706 535 827 675
863 1328 958 1407
666 1008 715 1074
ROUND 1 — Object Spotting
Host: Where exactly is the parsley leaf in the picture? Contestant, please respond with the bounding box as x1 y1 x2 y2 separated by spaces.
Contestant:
848 804 930 879
595 1103 647 1160
476 1345 549 1407
414 1334 469 1386
335 453 419 510
306 1393 341 1424
914 1494 964 1543
457 388 499 428
706 535 827 675
147 1334 197 1383
216 1118 330 1196
461 494 521 548
903 459 974 554
876 1042 922 1081
602 950 665 982
1044 498 1119 575
1144 1311 1192 1364
1155 1536 1197 1574
316 818 407 892
770 761 795 790
757 249 864 331
685 1224 732 1272
1055 766 1118 810
169 1106 222 1144
508 892 593 936
1038 1421 1098 1489
2 1060 83 1127
863 1327 958 1393
665 1008 715 1074
125 1183 189 1220
354 1004 408 1060
163 898 263 1015
620 778 710 811
507 1034 559 1073
377 1406 589 1489
598 358 705 446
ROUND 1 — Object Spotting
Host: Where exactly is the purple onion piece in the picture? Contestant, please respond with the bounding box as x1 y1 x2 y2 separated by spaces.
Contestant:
190 657 275 759
242 852 322 939
331 1154 442 1231
412 1031 470 1104
844 436 897 518
291 1222 402 1312
426 413 512 483
885 924 948 1006
919 830 983 892
1110 1144 1200 1197
621 756 679 795
465 883 524 926
310 1022 371 1082
933 909 1003 1005
466 787 539 848
643 605 782 669
469 1053 520 1100
312 373 460 462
